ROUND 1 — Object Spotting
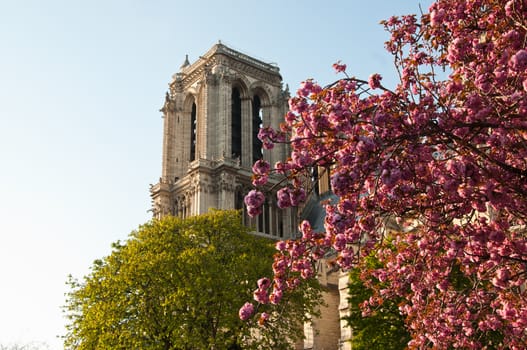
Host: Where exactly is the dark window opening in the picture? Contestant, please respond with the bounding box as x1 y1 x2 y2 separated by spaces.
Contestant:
265 202 270 234
311 166 320 196
236 191 246 226
190 102 197 161
231 88 242 160
256 200 270 234
252 95 263 164
278 213 283 238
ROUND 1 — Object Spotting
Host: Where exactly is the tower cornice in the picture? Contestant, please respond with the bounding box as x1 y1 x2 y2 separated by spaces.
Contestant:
170 43 282 96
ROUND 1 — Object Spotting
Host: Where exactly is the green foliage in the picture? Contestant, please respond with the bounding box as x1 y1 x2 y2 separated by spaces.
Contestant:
63 210 320 349
345 255 410 350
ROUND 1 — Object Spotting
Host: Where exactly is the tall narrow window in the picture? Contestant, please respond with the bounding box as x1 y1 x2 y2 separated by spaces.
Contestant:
255 198 270 234
258 204 264 233
235 190 246 226
264 201 270 234
252 95 263 163
190 102 197 161
311 166 320 196
278 211 284 238
231 88 242 159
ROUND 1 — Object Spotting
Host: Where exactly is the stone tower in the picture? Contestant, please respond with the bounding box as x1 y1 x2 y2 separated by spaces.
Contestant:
150 43 350 349
150 42 296 239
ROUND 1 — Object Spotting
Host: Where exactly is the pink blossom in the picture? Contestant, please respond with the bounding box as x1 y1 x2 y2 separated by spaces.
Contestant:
286 277 300 289
252 159 270 176
300 264 313 279
241 3 527 348
368 73 382 89
244 190 265 207
290 188 306 206
333 233 347 251
272 258 287 276
291 151 312 167
508 49 527 71
244 190 265 217
275 240 287 251
269 287 283 305
257 277 271 290
430 8 445 27
276 187 292 208
239 302 254 321
258 127 284 150
247 205 262 217
298 80 316 97
258 312 270 325
253 288 269 304
492 268 511 288
300 220 313 240
252 174 268 186
332 61 347 73
505 1 515 17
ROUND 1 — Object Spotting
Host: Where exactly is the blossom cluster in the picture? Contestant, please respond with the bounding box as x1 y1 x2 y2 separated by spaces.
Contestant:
243 189 265 217
242 1 527 348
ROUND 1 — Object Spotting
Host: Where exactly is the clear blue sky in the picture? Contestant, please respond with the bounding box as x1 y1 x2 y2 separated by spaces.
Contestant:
0 1 431 348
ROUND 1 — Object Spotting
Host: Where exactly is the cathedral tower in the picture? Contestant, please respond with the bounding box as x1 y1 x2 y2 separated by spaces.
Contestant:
150 42 351 349
150 43 296 238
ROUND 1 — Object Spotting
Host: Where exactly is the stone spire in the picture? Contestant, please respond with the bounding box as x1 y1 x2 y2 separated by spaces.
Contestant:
180 54 190 69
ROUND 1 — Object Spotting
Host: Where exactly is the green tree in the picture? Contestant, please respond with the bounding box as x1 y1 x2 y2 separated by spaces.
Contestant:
63 210 320 349
345 253 410 350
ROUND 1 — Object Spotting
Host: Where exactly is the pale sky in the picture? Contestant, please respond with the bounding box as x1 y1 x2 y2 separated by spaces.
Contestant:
0 1 431 348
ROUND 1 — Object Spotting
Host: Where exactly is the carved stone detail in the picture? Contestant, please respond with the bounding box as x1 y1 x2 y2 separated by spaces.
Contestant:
160 92 176 114
169 44 282 93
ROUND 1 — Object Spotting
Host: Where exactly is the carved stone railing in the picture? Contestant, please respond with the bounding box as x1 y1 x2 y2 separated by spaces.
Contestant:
214 44 280 73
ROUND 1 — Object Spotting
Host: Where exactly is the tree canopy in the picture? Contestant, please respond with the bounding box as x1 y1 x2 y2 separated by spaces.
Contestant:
243 0 527 348
63 210 320 349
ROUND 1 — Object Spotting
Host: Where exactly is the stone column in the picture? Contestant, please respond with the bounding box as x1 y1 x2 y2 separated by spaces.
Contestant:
241 96 252 168
203 72 218 160
160 93 176 183
217 71 232 160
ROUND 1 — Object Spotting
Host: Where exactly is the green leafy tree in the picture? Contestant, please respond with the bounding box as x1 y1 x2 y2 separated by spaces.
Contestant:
345 252 410 350
63 210 320 349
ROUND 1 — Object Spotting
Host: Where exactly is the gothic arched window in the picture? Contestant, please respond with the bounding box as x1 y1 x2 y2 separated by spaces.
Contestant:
231 88 242 160
252 95 263 163
190 102 197 161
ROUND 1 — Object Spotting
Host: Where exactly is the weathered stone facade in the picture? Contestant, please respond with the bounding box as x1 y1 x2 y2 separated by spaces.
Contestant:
150 42 296 239
150 43 351 349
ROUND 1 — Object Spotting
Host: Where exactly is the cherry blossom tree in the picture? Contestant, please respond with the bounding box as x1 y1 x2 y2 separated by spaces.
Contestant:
242 0 527 348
